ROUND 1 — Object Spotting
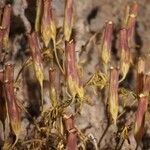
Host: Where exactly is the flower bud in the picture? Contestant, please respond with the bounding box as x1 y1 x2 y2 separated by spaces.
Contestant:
64 0 74 41
109 67 119 124
101 21 113 65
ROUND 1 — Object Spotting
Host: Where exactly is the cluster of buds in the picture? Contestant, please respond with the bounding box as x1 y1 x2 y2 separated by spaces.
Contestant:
65 39 84 101
108 67 119 124
119 28 131 82
27 32 44 109
64 0 74 41
101 21 113 66
63 113 77 150
3 64 21 147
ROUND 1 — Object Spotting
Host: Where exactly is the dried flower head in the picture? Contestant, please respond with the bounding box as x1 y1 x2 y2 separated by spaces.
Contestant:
101 21 113 65
64 0 74 41
109 67 119 124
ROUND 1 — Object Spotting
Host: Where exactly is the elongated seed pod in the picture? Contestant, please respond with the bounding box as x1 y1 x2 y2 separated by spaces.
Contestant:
4 64 21 140
65 39 84 99
63 114 77 150
41 0 56 47
134 94 147 143
101 21 113 65
109 67 119 124
64 0 74 41
27 32 44 109
1 4 12 49
119 28 131 82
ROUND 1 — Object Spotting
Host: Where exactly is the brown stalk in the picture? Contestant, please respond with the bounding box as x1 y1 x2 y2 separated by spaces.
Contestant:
136 57 145 95
49 67 59 107
63 113 77 150
0 69 6 128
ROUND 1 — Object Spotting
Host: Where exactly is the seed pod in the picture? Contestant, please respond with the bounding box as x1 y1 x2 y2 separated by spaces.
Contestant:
123 2 138 47
27 32 44 109
1 4 12 49
49 67 59 107
134 94 148 143
64 0 74 41
109 67 119 124
119 28 131 82
65 39 84 99
63 113 77 150
101 21 113 65
126 14 136 46
35 0 42 33
136 57 145 95
4 64 21 141
41 0 56 47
